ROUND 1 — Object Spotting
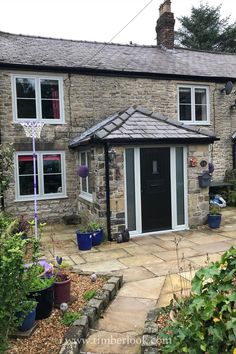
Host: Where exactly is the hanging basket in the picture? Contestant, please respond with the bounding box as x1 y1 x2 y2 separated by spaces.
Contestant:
77 165 89 178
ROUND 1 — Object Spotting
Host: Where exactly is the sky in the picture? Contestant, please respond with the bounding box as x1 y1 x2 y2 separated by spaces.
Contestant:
1 0 235 45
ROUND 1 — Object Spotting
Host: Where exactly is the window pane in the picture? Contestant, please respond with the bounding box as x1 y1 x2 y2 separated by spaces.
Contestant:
41 100 60 119
44 174 62 194
195 105 207 121
179 105 192 121
81 152 86 165
19 175 38 195
18 155 37 175
82 178 87 192
43 154 61 173
125 148 136 231
176 147 185 225
195 89 206 104
16 78 35 98
40 80 59 99
17 99 36 119
179 88 191 104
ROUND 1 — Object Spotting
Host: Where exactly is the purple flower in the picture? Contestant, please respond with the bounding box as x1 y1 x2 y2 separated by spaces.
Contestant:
56 256 63 265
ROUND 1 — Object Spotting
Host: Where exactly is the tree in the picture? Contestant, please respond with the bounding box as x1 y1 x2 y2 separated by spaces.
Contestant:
175 3 236 53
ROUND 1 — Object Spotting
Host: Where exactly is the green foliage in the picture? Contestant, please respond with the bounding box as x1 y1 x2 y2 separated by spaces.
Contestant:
228 180 236 206
0 215 35 352
61 311 81 326
159 247 236 353
0 144 14 204
30 276 55 292
83 290 96 301
175 3 236 53
209 204 221 215
79 222 103 233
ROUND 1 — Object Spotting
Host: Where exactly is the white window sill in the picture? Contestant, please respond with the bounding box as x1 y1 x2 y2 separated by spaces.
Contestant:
15 195 68 202
79 193 93 203
14 120 66 125
179 121 211 126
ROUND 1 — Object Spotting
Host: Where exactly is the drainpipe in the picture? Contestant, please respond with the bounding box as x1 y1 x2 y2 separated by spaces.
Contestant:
104 142 112 241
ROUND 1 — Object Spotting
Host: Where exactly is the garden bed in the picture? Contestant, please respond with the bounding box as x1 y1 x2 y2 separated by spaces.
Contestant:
8 272 114 354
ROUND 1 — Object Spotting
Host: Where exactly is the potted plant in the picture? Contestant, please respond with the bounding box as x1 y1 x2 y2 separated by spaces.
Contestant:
16 300 37 332
53 256 71 306
76 222 104 250
208 204 222 229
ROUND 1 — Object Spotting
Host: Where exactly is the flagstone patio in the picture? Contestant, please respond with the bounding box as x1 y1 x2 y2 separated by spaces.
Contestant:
41 207 236 354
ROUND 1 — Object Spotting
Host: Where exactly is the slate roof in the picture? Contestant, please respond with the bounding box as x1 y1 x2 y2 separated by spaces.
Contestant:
0 31 236 79
69 106 217 147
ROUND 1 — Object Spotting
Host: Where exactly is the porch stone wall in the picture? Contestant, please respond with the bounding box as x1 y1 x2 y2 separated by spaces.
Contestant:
188 144 210 227
76 146 125 240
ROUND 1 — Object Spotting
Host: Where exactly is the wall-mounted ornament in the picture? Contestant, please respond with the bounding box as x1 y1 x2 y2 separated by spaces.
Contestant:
77 165 89 178
200 160 207 168
189 157 197 167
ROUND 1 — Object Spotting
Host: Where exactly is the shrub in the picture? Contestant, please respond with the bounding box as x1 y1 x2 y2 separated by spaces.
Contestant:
83 290 96 301
159 247 236 353
61 311 81 326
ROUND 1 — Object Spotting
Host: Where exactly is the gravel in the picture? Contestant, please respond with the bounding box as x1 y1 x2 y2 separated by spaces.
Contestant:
9 272 106 354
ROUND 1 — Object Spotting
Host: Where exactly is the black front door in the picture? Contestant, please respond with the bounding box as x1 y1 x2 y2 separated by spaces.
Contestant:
140 148 171 232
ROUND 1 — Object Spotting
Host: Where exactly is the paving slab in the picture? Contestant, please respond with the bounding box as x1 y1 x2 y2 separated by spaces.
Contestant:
119 254 163 267
81 248 130 263
124 244 166 256
73 259 127 273
114 266 155 283
97 296 156 334
153 247 204 261
81 330 141 354
218 231 236 239
144 260 197 276
161 274 191 294
190 242 231 254
186 253 222 267
118 276 165 299
69 254 86 264
132 236 161 245
185 234 229 244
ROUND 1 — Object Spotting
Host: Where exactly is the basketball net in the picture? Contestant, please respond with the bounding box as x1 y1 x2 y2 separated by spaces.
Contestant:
20 121 44 139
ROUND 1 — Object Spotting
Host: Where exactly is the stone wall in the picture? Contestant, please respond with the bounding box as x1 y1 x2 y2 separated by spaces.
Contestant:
0 69 234 223
187 145 210 227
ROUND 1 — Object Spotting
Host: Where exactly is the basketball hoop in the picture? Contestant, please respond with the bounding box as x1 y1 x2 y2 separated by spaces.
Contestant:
20 121 44 139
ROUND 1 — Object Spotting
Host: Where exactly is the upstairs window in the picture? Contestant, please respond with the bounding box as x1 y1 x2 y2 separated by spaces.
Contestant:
15 151 66 200
178 86 209 124
12 75 64 124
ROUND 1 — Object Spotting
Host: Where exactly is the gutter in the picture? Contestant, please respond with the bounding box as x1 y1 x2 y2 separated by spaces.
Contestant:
104 142 112 241
0 62 235 83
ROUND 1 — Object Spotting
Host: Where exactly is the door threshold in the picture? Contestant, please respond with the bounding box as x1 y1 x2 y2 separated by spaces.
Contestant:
130 226 189 238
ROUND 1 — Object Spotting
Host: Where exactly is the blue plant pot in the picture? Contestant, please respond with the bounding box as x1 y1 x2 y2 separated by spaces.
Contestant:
208 214 222 229
92 228 104 246
76 231 92 251
18 308 36 332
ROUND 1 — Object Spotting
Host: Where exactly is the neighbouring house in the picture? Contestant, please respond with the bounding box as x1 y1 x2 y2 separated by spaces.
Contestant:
0 0 236 240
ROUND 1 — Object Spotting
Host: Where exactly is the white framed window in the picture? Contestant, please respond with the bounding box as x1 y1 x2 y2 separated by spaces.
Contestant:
12 75 64 124
15 151 66 201
178 85 210 124
79 150 93 202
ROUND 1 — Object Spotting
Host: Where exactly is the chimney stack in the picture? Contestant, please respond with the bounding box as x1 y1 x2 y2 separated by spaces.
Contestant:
155 0 175 49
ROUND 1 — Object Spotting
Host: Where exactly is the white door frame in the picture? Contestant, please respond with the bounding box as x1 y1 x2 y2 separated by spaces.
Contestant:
124 146 188 236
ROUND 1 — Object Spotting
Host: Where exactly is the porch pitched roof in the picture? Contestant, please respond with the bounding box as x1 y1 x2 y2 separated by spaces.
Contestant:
69 106 217 147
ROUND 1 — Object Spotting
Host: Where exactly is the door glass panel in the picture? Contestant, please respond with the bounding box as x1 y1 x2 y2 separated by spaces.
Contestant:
125 149 136 231
176 147 185 225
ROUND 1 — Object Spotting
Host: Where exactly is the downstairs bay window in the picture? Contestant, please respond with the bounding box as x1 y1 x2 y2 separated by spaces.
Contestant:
15 151 66 200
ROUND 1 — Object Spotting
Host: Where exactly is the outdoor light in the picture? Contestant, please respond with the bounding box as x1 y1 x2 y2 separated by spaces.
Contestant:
20 121 44 239
108 148 116 162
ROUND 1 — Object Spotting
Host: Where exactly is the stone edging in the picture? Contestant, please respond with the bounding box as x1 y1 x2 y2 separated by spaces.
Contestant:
59 272 123 354
141 308 161 354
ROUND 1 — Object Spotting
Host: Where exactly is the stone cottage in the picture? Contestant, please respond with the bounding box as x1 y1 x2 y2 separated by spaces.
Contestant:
0 0 235 240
